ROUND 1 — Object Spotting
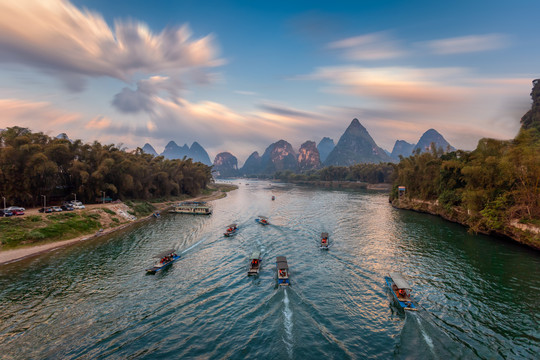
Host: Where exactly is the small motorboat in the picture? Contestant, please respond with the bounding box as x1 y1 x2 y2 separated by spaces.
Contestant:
255 215 269 226
385 272 417 311
153 212 160 218
320 232 329 250
276 256 289 286
271 195 275 200
224 223 238 237
248 251 261 276
146 249 180 274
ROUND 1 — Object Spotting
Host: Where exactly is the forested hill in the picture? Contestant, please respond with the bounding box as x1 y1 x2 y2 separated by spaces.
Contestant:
0 127 212 207
390 80 540 249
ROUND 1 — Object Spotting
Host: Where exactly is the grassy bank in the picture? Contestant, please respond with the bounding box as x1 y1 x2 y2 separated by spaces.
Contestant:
0 184 238 251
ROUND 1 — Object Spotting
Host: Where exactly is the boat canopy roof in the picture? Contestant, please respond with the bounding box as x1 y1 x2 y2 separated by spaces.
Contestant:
321 232 329 238
276 256 288 270
155 249 177 258
258 215 268 219
227 223 237 227
389 272 412 289
250 251 261 259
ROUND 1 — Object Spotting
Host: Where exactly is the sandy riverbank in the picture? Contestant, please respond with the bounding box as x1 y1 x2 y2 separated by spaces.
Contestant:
0 188 234 265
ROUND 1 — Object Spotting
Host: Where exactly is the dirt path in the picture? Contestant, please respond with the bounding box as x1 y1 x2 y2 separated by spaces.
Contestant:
0 188 234 265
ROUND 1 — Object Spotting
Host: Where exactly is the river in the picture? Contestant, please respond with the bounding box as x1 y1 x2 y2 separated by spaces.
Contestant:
0 180 538 359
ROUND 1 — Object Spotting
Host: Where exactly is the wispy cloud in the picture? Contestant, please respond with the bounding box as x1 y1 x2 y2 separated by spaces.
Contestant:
0 98 81 128
0 0 222 90
234 90 258 96
328 32 406 60
420 34 508 55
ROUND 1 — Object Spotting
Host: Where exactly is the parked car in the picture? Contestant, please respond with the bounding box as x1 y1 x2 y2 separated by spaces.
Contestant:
70 201 85 209
0 209 14 217
10 209 25 215
38 207 53 213
7 206 25 211
50 206 63 212
61 204 74 211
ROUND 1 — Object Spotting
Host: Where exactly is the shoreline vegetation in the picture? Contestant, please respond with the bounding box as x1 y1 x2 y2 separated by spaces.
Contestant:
390 80 540 250
0 183 237 265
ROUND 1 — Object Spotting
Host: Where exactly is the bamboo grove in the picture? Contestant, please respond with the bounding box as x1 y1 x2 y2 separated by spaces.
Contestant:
0 127 213 207
391 126 540 232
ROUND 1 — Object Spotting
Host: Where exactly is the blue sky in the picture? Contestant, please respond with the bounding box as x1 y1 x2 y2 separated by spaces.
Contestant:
0 0 538 163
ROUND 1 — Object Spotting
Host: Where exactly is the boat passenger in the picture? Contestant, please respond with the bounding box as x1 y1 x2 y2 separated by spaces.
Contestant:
398 289 406 297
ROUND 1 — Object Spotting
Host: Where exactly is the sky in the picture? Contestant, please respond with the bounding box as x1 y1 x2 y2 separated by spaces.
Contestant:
0 0 539 164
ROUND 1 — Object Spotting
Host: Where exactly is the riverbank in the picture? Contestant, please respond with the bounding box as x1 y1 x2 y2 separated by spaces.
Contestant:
0 183 237 265
275 179 392 191
391 197 540 250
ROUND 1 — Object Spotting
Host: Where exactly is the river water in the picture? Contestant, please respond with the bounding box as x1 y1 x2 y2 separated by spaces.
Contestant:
0 180 538 359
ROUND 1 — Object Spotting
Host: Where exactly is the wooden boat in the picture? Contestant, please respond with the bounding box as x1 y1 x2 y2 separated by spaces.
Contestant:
255 215 269 226
385 272 417 311
271 195 275 200
276 256 289 286
224 223 238 237
320 232 329 250
146 249 180 274
169 201 212 215
247 251 261 276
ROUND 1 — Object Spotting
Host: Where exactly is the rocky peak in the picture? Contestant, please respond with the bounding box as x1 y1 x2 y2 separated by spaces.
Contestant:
520 79 540 132
317 137 335 162
190 141 212 166
213 152 238 178
298 140 321 171
240 151 262 175
324 118 392 165
391 140 415 160
142 143 158 156
413 129 455 154
260 140 298 174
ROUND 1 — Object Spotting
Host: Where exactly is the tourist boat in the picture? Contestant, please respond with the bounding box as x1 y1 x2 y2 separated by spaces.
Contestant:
146 249 180 274
320 232 329 250
248 251 261 276
276 256 289 286
271 195 275 200
255 215 269 225
224 223 238 237
169 201 212 215
385 272 417 311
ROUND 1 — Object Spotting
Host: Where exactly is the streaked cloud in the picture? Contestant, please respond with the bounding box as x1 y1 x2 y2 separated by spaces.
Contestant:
112 76 181 114
85 115 112 130
420 34 508 55
234 90 258 96
0 98 81 128
328 32 406 60
0 0 221 90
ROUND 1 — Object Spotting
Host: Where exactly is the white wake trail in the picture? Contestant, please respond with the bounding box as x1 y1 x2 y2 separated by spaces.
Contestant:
283 288 294 358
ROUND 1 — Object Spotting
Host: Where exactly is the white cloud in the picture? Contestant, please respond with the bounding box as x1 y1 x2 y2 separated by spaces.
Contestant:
328 32 406 60
0 0 222 90
421 34 508 55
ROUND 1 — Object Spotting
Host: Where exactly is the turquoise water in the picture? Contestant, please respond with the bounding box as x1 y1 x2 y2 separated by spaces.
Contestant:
0 180 538 359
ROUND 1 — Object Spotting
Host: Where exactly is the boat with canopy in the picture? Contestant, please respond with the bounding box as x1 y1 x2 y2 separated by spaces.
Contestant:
320 232 329 249
248 251 261 276
255 215 269 225
224 223 238 237
276 256 289 286
146 249 180 274
384 272 417 311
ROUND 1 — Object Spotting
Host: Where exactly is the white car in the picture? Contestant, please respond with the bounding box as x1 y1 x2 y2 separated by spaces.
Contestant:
70 201 85 209
7 206 25 211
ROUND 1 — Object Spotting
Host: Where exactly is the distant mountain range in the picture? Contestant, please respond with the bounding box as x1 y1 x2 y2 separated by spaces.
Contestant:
138 119 455 177
141 141 212 166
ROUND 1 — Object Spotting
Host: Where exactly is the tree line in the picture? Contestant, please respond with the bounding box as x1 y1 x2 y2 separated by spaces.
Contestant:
273 163 395 183
390 127 540 231
0 127 212 207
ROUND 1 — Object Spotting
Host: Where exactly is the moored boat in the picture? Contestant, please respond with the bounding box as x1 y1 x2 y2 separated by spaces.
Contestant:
146 249 180 274
224 223 238 237
169 201 212 215
320 232 329 249
385 272 417 311
276 256 289 286
255 215 269 225
248 251 261 276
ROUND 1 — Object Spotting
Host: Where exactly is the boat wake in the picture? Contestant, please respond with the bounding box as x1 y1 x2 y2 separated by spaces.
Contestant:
181 236 208 254
283 289 294 358
413 313 435 354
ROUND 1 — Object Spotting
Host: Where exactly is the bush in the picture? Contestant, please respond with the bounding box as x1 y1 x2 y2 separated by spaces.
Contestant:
102 208 116 215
